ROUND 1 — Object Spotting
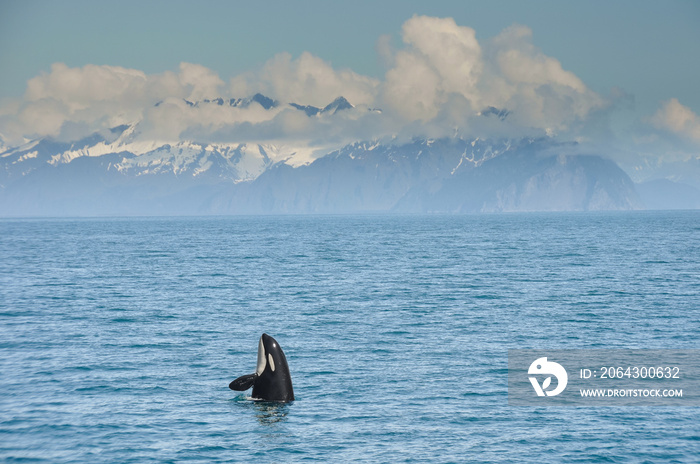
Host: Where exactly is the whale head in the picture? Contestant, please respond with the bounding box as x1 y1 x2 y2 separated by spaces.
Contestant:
257 333 285 376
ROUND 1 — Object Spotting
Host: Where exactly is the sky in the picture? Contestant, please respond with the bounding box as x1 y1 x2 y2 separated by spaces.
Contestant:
0 0 699 172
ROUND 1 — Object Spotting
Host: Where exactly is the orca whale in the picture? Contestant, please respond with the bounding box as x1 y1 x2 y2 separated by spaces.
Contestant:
229 333 294 402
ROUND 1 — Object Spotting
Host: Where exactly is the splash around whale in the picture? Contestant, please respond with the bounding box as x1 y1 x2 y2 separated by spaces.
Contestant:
229 333 295 402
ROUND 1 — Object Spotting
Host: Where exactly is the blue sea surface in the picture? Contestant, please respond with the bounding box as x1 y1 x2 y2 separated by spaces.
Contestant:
1 212 699 463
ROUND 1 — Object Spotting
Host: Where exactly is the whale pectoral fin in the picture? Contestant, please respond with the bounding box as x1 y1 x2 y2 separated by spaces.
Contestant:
229 374 256 391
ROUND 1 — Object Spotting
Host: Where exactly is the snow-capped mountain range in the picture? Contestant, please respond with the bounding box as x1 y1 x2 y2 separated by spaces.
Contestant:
2 125 282 183
1 94 698 215
1 94 361 184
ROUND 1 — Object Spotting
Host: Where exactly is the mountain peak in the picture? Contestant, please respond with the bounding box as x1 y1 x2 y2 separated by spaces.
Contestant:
250 93 277 110
479 106 510 121
289 96 354 117
322 96 353 114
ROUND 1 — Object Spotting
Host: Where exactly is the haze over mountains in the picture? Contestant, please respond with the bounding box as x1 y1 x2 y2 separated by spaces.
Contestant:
2 92 697 216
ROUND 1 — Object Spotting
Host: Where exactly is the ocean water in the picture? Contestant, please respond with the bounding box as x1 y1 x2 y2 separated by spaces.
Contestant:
1 212 699 463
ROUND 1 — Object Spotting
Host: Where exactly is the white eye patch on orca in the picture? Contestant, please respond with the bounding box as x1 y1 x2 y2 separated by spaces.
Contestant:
268 353 275 372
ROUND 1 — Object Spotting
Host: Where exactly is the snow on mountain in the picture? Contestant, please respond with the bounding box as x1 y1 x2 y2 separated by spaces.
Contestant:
184 93 279 110
1 94 358 184
0 93 656 216
214 136 642 214
2 94 360 177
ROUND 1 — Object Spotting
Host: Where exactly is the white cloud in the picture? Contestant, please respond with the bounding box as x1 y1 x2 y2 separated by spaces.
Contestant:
490 25 587 92
481 25 605 133
377 17 606 137
140 97 288 142
0 63 155 143
0 62 232 144
177 62 225 101
25 63 148 110
230 51 379 107
651 98 700 143
375 34 395 69
382 16 482 121
0 16 610 147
